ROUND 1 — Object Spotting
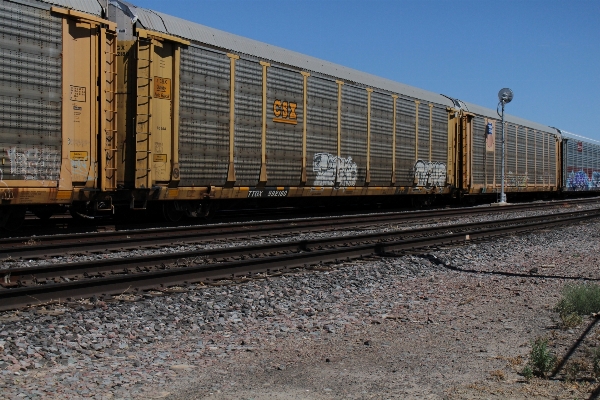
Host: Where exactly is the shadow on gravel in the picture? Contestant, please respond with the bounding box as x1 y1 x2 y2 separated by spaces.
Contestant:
550 315 600 381
403 253 600 399
408 252 600 282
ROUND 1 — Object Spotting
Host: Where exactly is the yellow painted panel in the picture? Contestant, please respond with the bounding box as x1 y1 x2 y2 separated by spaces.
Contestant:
63 18 96 187
153 154 168 162
56 190 73 200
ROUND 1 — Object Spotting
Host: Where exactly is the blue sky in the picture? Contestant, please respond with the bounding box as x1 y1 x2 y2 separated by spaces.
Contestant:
135 0 600 141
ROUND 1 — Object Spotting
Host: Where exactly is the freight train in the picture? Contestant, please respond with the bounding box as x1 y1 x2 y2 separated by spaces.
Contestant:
1 0 599 229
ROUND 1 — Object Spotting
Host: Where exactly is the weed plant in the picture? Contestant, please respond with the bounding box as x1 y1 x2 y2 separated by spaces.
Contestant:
555 284 600 320
593 347 600 378
522 337 556 378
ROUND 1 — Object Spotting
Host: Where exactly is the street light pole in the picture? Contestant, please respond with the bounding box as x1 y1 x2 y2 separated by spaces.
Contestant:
500 100 506 203
497 88 513 204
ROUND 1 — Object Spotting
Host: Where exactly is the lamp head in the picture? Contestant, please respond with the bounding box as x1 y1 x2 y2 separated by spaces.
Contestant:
498 88 513 104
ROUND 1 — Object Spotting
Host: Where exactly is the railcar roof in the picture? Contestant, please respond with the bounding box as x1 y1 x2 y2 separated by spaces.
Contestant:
459 101 558 135
119 2 453 108
30 0 563 136
556 130 600 144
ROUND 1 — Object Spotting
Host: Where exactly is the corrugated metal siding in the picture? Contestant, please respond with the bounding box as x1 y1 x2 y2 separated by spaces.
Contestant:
233 58 262 186
505 124 517 186
526 128 535 186
472 117 486 185
129 6 454 109
179 45 230 186
431 106 447 165
340 85 367 185
0 0 62 181
534 130 543 185
266 66 303 185
395 97 416 186
13 0 103 15
486 121 497 187
563 138 600 191
517 126 527 177
369 91 393 185
306 75 337 186
417 103 430 163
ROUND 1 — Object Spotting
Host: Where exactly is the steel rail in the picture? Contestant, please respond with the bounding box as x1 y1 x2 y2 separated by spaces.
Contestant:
0 208 599 311
3 207 599 281
1 198 598 260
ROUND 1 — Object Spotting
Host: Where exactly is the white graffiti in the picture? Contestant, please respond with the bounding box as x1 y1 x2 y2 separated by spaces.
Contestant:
6 147 60 181
313 152 357 186
414 160 447 187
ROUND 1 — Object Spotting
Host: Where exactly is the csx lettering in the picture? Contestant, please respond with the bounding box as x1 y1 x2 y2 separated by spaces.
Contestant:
248 191 262 197
273 99 298 124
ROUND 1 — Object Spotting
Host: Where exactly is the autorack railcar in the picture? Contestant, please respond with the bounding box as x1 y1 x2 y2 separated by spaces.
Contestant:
0 0 597 229
0 0 117 225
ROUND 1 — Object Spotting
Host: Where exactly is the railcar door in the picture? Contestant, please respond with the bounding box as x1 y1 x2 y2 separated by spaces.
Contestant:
132 29 189 189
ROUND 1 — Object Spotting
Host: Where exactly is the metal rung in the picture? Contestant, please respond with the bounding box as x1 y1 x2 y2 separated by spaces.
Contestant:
136 113 152 116
136 150 152 153
137 58 152 62
105 167 117 171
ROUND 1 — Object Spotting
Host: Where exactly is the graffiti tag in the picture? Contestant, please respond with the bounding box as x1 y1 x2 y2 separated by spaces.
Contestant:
413 160 446 187
313 153 357 186
6 147 60 181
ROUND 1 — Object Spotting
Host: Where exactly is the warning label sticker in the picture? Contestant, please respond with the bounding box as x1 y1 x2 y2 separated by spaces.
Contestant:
154 77 171 100
70 86 87 102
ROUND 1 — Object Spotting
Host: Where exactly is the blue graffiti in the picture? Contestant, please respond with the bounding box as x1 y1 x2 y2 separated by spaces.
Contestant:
593 172 600 188
566 170 600 190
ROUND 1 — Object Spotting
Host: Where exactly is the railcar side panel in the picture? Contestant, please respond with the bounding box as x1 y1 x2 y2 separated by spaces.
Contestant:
0 1 115 207
562 138 600 191
266 66 304 186
306 76 339 187
0 1 62 188
430 105 449 187
233 59 262 186
369 91 393 186
340 84 368 186
178 45 230 186
394 97 417 186
468 115 559 194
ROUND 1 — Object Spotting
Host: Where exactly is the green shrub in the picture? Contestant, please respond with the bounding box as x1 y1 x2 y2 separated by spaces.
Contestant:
592 347 600 378
528 337 556 378
555 283 600 319
521 365 533 381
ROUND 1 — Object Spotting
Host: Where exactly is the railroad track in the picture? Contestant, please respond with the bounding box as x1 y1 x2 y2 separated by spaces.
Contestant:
1 207 599 311
1 197 598 260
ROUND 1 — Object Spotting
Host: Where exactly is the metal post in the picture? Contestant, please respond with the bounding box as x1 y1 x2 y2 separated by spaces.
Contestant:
500 101 506 203
496 88 512 205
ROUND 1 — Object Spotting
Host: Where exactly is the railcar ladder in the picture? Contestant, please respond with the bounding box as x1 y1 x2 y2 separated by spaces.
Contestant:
135 37 153 189
100 27 118 192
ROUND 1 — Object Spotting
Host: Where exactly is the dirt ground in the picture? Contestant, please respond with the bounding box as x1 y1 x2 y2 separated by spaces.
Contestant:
158 221 600 400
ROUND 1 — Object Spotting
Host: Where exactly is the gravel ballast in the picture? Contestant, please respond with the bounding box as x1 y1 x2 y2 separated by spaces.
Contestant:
1 215 600 399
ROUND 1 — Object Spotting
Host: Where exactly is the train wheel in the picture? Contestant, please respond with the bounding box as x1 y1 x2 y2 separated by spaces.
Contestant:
0 206 26 231
162 202 184 222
